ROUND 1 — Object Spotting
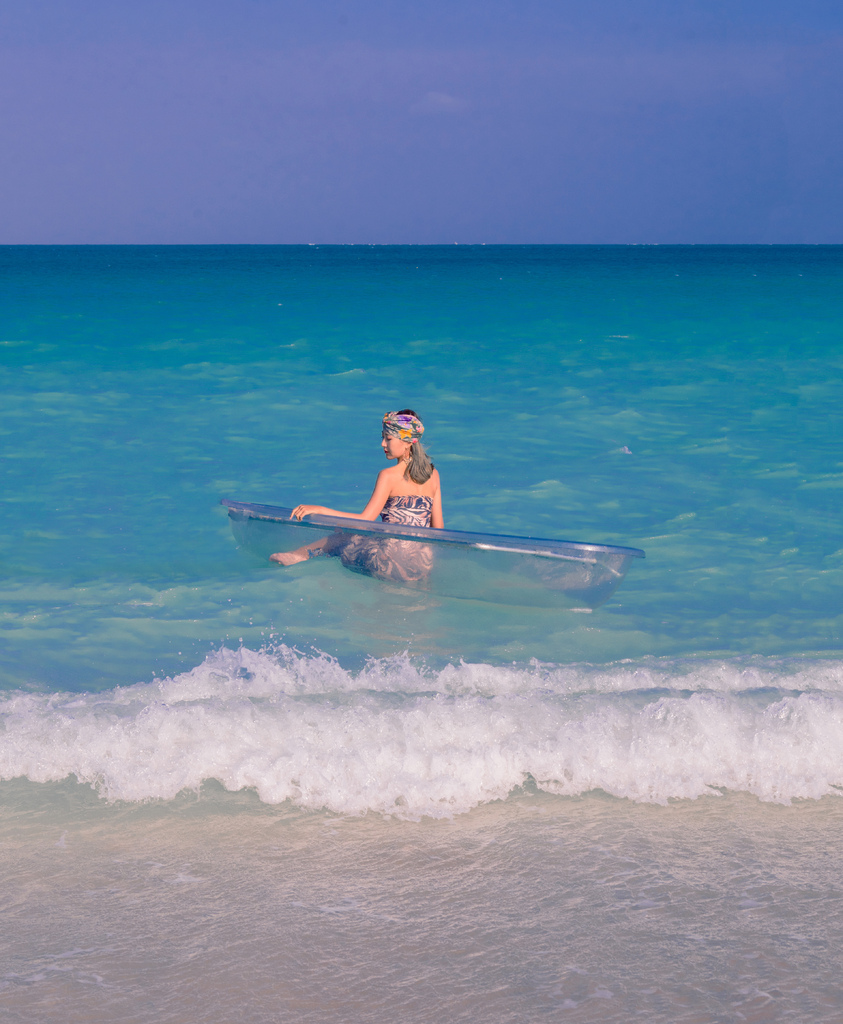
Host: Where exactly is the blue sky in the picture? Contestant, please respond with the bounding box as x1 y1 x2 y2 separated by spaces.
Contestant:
1 0 841 243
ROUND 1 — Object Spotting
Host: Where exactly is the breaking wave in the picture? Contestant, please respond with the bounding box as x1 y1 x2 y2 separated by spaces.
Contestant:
2 646 843 817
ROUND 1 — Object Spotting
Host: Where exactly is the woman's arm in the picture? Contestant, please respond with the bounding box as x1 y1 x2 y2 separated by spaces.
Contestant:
291 470 393 522
430 470 444 529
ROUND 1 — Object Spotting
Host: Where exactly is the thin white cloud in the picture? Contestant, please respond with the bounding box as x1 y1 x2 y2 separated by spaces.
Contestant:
410 91 471 115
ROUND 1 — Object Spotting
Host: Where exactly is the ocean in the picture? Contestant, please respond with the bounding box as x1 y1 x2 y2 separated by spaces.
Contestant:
1 244 842 1021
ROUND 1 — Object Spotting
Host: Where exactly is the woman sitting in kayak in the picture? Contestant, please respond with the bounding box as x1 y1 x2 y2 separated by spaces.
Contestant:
270 409 443 572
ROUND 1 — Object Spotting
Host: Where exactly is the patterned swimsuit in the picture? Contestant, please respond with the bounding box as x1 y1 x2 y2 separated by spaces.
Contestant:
337 495 434 582
379 495 433 527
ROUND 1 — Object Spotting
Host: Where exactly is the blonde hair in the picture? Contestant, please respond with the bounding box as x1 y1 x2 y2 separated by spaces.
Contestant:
397 408 434 484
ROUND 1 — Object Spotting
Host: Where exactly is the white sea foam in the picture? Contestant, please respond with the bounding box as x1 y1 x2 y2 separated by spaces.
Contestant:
2 646 843 817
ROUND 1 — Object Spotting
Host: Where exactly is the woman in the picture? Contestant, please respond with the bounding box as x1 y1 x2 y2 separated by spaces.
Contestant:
270 409 443 576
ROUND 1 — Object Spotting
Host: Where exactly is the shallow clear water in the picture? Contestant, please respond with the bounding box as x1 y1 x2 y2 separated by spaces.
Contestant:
2 245 843 1020
3 783 843 1024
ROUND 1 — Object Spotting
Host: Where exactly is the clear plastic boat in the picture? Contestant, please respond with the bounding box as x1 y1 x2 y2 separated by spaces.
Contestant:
221 499 645 610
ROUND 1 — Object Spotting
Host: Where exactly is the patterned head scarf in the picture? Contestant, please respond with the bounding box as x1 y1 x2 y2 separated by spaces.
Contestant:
382 410 424 443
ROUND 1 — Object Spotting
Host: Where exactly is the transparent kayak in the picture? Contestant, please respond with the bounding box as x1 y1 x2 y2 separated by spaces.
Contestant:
221 499 645 610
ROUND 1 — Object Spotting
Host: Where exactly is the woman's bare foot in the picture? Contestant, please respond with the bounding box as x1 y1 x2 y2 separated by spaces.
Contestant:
270 550 309 565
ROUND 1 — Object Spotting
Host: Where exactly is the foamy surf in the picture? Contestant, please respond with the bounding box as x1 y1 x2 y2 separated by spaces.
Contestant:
2 646 843 816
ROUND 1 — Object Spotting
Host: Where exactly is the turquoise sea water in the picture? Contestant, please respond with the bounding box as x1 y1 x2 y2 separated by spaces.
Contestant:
2 246 843 1021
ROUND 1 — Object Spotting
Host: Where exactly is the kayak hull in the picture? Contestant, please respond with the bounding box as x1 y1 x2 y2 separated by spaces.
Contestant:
221 500 645 610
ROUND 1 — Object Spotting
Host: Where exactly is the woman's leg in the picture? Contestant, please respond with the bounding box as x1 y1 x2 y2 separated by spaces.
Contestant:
269 533 343 566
